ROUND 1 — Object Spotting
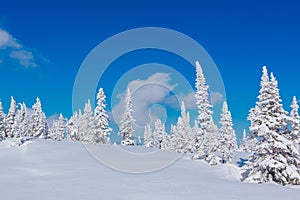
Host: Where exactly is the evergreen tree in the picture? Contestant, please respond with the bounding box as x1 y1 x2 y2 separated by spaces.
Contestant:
31 97 49 139
244 66 300 185
119 88 135 146
194 61 213 131
82 99 97 143
13 103 29 138
49 113 65 141
94 88 112 144
66 111 82 141
0 102 6 141
153 119 168 149
170 102 193 153
5 96 17 138
144 124 154 147
289 96 300 150
193 61 217 159
239 129 248 152
219 102 238 163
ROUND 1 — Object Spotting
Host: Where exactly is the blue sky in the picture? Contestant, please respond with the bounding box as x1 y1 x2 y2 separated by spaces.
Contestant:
0 0 300 141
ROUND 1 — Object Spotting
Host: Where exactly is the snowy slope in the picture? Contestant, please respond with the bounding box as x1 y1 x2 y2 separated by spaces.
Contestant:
0 139 299 200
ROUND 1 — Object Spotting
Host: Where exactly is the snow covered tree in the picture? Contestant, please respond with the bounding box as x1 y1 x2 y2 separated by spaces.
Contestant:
244 66 300 185
81 99 97 143
94 88 112 144
119 88 135 146
13 103 30 138
31 97 49 139
193 61 218 159
169 101 193 153
219 102 238 163
5 96 17 138
194 61 213 131
144 124 154 147
66 111 82 141
288 96 300 149
49 113 65 141
153 119 169 149
0 102 6 141
239 129 249 152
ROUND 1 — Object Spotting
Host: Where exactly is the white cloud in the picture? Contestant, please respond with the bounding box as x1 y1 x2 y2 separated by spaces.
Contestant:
112 73 176 135
10 50 36 68
0 28 48 68
0 29 22 49
210 92 224 105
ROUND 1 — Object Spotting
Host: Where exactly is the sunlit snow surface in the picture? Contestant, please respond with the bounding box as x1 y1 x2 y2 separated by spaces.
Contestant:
0 139 299 200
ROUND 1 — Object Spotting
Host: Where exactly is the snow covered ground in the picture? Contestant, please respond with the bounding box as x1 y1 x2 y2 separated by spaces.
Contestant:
0 139 300 200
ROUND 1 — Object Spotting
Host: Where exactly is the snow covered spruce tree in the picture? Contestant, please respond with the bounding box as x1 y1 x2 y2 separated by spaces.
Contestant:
66 111 82 141
288 96 300 150
119 88 135 145
170 101 193 153
13 103 30 138
94 88 112 144
31 97 49 139
193 61 218 159
81 99 98 143
144 124 154 147
153 119 169 149
219 101 238 163
239 129 249 152
49 113 65 141
5 96 17 138
0 102 6 141
244 66 300 185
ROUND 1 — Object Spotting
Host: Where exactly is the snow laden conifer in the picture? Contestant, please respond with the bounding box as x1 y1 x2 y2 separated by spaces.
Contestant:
219 102 238 163
153 119 169 149
81 99 97 143
31 97 49 139
49 113 65 141
170 102 193 153
194 61 213 132
66 111 82 141
244 66 300 185
288 96 300 150
5 97 17 138
0 102 6 141
119 88 135 146
193 61 218 159
144 124 154 147
13 103 29 138
239 129 249 152
94 88 112 144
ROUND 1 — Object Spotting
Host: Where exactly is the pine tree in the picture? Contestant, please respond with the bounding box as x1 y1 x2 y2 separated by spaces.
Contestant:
153 119 168 149
94 88 112 144
144 124 154 147
194 61 213 131
289 96 300 150
193 61 217 159
119 88 135 146
0 102 6 141
13 103 29 138
82 99 97 143
49 113 65 141
219 102 238 163
244 66 300 185
239 129 248 152
31 97 49 139
5 96 17 138
170 102 193 153
66 111 82 141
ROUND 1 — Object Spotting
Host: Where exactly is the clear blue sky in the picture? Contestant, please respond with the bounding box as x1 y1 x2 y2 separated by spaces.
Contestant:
0 0 300 141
